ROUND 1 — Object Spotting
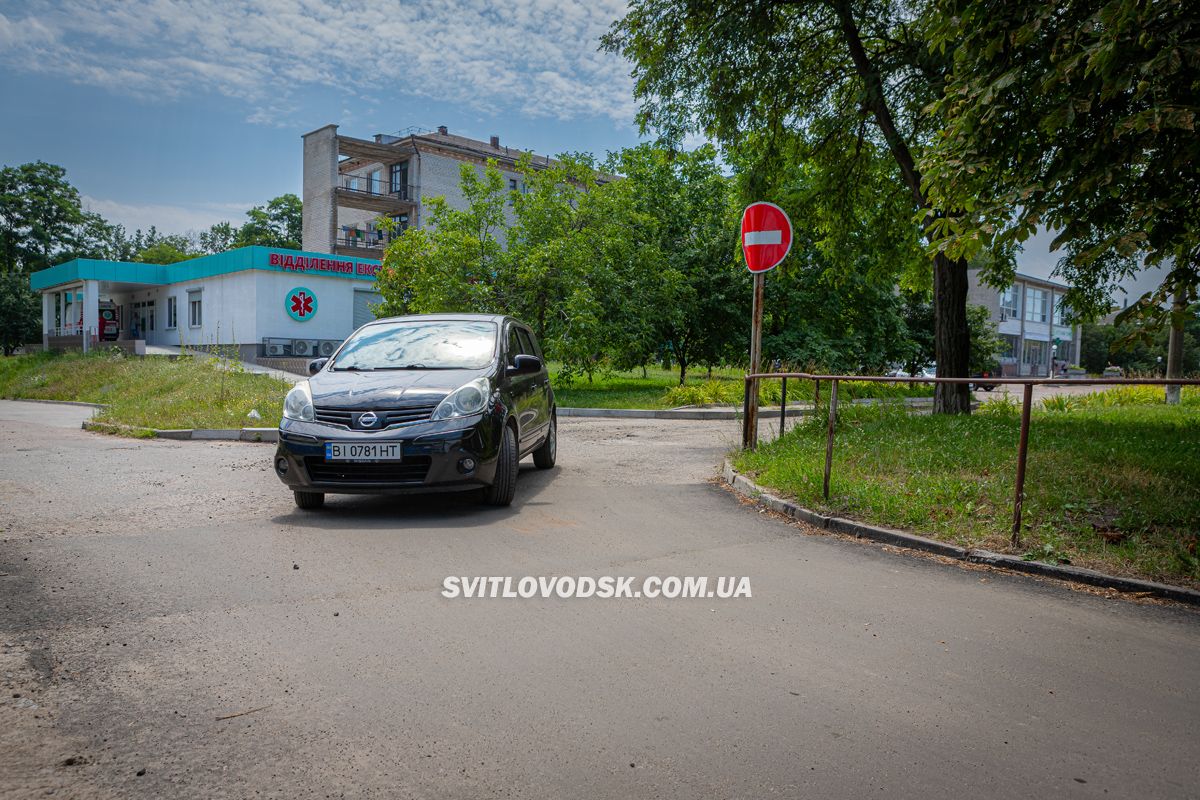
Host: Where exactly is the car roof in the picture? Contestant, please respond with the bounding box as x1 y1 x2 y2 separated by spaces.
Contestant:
367 312 525 328
369 311 511 326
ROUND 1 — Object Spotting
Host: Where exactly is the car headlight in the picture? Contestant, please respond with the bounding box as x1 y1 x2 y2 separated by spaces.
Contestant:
283 382 314 422
432 377 490 421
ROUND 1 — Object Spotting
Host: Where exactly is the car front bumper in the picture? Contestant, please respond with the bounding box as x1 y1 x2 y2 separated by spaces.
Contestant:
273 413 501 495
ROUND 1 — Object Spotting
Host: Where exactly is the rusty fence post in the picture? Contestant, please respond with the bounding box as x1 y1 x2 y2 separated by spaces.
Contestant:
823 379 839 502
1011 383 1034 546
780 376 788 437
742 374 753 450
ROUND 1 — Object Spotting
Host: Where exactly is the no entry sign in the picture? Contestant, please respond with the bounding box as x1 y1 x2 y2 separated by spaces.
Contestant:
740 202 793 273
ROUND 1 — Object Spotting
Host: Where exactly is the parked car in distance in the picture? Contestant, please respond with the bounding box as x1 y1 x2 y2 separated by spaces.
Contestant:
273 313 556 510
970 370 998 391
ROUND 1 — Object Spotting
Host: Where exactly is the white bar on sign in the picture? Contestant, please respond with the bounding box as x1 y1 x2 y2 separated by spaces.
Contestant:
744 230 782 246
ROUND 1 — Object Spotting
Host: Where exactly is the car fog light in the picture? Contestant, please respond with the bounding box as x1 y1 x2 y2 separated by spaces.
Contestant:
458 457 476 473
276 458 289 476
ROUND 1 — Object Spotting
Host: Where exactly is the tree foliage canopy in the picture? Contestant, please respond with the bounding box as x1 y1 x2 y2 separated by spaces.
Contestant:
921 0 1200 320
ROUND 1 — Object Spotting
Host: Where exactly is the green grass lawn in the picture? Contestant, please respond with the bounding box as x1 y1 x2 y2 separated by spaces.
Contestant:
733 391 1200 588
550 363 933 409
0 350 290 431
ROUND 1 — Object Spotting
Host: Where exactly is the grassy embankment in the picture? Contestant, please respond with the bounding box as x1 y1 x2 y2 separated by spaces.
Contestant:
734 387 1200 587
0 352 935 432
0 350 289 432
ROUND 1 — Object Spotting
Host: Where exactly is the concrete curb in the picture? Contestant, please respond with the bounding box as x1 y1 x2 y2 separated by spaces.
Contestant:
6 398 104 409
722 460 1200 606
83 419 277 442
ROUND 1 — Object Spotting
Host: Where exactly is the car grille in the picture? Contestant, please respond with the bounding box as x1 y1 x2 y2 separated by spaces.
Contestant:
304 456 432 484
312 404 439 428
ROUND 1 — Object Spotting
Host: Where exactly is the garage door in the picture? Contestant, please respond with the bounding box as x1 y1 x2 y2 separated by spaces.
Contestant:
353 290 383 330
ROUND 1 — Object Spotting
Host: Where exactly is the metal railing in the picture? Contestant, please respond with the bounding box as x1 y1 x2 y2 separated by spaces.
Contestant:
741 372 1200 544
338 175 417 201
335 236 386 250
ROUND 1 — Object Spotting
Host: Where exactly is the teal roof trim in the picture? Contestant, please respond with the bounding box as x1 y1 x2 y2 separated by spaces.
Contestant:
29 246 382 292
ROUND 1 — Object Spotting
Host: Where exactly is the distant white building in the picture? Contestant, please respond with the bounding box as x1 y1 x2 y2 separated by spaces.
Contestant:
968 268 1081 376
301 124 557 257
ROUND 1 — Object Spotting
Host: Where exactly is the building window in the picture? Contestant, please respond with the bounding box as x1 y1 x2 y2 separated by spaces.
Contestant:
1023 339 1047 367
167 296 177 329
999 334 1019 361
1025 287 1047 323
390 161 409 197
1052 295 1067 326
999 286 1019 320
369 168 382 194
188 290 202 328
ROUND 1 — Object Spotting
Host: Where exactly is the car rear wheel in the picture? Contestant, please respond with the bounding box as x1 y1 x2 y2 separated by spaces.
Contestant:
483 425 518 507
294 490 325 510
532 414 556 470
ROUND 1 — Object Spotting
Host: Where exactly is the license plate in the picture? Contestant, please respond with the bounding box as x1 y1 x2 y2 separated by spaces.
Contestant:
324 442 403 462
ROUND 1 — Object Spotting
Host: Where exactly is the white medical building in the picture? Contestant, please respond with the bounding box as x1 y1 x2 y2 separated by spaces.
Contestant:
30 125 556 365
32 246 386 363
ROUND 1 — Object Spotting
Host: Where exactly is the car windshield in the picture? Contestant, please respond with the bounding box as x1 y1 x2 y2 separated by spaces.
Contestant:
331 320 498 370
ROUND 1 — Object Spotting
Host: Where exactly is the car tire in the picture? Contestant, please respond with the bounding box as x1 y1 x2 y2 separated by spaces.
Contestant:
484 425 518 507
532 413 556 470
294 490 325 510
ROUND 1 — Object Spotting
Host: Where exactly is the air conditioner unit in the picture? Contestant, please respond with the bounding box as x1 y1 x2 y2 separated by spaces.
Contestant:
262 337 292 357
318 340 337 357
292 339 319 356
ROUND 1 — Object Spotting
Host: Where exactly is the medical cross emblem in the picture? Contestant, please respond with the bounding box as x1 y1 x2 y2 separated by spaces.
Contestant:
286 287 317 321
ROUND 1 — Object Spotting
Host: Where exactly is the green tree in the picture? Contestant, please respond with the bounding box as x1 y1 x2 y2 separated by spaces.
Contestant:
0 161 123 272
603 0 979 413
136 237 199 264
1080 312 1200 375
966 304 1002 375
604 144 741 384
235 194 303 249
375 162 508 316
0 272 40 355
921 0 1199 386
199 221 239 254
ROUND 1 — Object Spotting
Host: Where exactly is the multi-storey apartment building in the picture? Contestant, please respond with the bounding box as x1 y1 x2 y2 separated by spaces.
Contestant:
301 124 553 258
968 268 1081 376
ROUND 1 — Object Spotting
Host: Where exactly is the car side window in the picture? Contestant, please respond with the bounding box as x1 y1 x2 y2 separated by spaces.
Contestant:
508 326 523 365
516 328 538 360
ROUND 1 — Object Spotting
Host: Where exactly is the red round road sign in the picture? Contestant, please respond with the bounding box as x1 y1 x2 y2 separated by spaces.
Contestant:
740 202 793 273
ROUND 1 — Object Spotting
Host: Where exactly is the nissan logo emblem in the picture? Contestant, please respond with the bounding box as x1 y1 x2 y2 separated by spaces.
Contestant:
358 411 378 428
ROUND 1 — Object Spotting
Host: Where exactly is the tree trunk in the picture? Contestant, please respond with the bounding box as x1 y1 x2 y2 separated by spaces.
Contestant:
834 0 972 413
679 359 688 386
933 252 972 413
1165 289 1187 405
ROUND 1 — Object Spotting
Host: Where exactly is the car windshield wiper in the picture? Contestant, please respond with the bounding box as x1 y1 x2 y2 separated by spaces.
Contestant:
373 364 459 370
333 365 374 371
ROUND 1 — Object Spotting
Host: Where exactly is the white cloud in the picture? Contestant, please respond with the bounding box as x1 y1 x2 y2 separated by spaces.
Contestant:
81 195 252 234
0 0 637 126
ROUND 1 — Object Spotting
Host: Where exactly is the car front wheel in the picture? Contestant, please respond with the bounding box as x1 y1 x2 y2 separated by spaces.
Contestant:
294 490 325 510
532 414 556 469
483 425 518 507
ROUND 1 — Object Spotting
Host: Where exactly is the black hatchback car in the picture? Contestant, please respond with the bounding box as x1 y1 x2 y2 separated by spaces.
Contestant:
274 313 556 509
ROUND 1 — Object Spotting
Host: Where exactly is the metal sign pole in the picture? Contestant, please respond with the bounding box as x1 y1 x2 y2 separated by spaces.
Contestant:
745 271 765 449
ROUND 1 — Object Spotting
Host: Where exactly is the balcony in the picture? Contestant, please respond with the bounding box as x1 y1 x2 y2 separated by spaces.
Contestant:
335 174 417 213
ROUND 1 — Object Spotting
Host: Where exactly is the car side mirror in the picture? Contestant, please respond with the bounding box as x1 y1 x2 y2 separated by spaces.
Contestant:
308 357 329 375
508 354 543 376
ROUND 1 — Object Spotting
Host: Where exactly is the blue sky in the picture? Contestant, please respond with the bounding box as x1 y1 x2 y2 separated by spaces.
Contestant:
0 0 644 235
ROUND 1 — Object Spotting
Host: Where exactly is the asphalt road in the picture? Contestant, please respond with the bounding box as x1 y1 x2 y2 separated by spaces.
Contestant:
1 400 1198 799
